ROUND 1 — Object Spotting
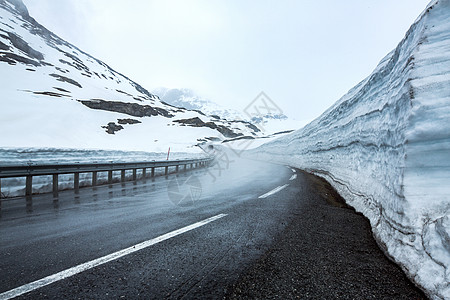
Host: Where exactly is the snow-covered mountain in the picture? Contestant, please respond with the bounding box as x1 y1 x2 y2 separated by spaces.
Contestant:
153 87 244 120
0 0 264 153
154 87 305 136
250 1 450 299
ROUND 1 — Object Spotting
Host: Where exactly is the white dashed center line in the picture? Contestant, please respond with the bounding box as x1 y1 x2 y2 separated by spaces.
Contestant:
289 174 297 181
258 184 289 199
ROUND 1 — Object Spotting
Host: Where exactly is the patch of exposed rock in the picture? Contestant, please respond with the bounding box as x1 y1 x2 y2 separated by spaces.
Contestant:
49 73 82 88
117 118 141 125
173 117 243 138
102 122 123 134
79 99 173 118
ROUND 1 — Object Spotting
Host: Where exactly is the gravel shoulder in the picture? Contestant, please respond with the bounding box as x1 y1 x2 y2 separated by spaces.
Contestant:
227 170 426 299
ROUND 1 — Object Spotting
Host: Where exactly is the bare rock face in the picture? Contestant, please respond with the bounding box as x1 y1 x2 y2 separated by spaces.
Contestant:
50 74 82 88
79 99 173 118
102 122 124 135
0 0 267 149
173 117 243 138
117 118 141 125
4 0 29 17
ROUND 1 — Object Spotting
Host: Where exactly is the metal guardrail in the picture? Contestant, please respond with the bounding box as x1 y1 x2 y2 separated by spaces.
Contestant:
0 157 213 198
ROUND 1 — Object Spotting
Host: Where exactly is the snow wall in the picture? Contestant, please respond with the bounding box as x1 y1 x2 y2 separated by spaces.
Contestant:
249 1 450 299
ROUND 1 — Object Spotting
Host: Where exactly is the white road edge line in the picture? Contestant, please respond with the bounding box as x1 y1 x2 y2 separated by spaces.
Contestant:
258 184 289 199
0 213 228 300
289 174 297 181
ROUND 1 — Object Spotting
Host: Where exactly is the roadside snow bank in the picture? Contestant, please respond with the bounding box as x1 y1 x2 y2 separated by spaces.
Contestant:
0 148 206 197
249 1 450 298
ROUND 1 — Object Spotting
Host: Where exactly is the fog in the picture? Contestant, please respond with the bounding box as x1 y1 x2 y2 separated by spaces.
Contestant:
23 0 429 123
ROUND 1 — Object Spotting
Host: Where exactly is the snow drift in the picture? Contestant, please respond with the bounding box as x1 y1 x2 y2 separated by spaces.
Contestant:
250 1 450 298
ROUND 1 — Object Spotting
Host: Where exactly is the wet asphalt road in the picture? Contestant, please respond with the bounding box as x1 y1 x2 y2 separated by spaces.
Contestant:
0 159 424 299
0 159 299 299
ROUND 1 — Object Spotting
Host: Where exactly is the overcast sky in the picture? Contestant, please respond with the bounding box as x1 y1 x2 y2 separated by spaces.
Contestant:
23 0 429 122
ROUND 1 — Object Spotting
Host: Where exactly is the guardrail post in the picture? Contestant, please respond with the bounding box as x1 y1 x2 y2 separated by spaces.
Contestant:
92 171 97 187
0 159 210 200
53 174 58 197
74 173 80 194
26 175 32 197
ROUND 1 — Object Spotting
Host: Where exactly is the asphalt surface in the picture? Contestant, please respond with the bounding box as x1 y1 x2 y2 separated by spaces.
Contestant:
0 159 425 299
227 172 426 299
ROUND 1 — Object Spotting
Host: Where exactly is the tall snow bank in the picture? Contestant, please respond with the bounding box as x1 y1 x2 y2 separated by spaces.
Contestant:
249 1 450 298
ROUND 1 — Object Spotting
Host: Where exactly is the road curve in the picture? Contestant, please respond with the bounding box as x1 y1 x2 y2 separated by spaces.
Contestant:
0 159 424 299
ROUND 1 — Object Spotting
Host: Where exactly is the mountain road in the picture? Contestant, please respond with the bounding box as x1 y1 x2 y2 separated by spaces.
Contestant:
0 159 425 299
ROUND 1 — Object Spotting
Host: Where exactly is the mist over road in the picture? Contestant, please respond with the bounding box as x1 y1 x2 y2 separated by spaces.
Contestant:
0 159 423 299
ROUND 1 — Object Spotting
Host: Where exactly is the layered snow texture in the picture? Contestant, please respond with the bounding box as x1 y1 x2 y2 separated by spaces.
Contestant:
250 1 450 299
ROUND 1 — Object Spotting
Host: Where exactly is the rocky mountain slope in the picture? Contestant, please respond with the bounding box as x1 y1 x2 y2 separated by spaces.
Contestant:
250 1 450 299
153 87 244 120
0 0 263 153
154 87 304 136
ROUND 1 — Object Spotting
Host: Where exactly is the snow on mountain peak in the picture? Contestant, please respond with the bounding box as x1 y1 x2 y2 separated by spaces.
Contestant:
0 0 269 152
154 87 301 137
153 87 245 120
